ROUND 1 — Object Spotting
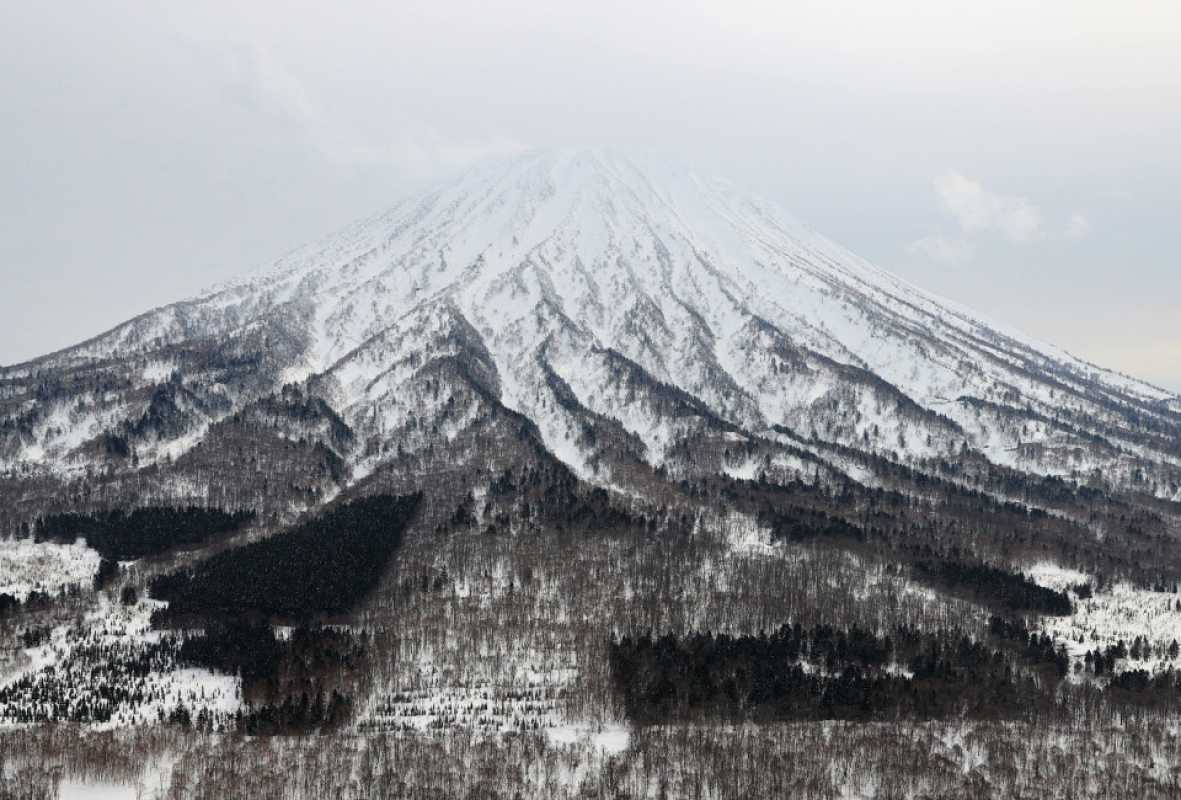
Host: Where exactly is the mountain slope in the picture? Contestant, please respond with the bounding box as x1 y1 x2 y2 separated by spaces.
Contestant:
2 149 1178 506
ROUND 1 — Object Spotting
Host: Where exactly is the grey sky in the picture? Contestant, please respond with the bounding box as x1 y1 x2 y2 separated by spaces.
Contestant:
2 1 1178 391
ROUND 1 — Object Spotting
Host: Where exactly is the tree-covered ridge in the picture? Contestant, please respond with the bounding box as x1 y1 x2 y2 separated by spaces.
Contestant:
34 507 255 561
150 493 421 622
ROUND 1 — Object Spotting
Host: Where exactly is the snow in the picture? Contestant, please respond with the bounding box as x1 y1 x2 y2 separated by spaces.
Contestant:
0 538 101 601
1026 562 1090 593
718 511 779 557
722 458 761 481
1030 563 1181 675
0 597 241 727
59 781 139 800
546 722 631 754
4 147 1179 501
141 361 177 383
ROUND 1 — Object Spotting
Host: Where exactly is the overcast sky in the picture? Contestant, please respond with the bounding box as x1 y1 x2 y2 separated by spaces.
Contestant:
2 1 1178 391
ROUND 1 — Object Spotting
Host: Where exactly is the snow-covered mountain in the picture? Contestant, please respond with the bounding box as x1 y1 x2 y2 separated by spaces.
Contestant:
2 149 1179 506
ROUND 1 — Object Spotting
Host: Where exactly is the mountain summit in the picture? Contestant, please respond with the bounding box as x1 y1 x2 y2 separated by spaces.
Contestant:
2 149 1178 504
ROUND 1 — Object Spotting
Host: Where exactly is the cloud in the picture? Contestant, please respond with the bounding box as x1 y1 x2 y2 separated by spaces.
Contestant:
919 174 1092 250
222 43 314 124
1066 212 1091 239
933 172 1042 242
907 235 974 265
315 126 527 178
212 41 526 180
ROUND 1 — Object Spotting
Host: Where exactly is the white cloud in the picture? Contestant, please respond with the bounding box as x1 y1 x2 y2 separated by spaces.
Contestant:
1066 212 1091 239
214 41 526 179
925 175 1091 246
933 172 1042 242
315 126 527 178
907 235 974 265
223 43 314 124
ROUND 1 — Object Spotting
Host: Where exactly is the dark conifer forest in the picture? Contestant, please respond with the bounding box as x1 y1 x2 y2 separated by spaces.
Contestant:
150 494 421 621
915 559 1075 615
609 622 1075 724
34 507 255 560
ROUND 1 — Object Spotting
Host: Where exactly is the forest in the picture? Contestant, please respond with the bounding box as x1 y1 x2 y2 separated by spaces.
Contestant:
609 622 1071 724
149 493 422 622
915 559 1075 615
33 506 255 561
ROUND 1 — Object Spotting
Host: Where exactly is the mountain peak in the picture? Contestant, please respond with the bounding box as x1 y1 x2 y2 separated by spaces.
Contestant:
1 152 1177 501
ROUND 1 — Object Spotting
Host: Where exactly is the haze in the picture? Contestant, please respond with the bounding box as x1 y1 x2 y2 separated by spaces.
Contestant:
1 1 1178 391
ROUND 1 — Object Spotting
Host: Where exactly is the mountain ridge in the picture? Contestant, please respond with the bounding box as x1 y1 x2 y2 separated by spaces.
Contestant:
1 149 1178 505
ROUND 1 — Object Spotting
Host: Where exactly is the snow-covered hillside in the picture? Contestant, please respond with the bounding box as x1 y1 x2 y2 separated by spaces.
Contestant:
1 149 1178 500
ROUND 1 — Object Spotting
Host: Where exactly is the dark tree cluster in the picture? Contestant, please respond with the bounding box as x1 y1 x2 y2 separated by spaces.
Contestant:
760 506 865 543
150 493 421 622
179 619 284 681
245 384 355 449
1081 637 1174 676
175 621 370 733
0 589 73 618
163 687 352 734
915 560 1074 616
987 616 1070 676
18 626 50 648
178 622 367 687
125 381 215 442
34 506 255 561
234 689 353 735
556 486 659 534
482 464 670 537
94 557 119 589
1103 668 1181 698
610 624 1068 724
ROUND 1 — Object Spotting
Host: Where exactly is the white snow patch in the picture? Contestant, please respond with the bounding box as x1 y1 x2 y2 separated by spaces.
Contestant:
0 598 241 727
546 722 630 754
1025 562 1090 593
0 538 101 601
1030 563 1181 674
59 781 138 800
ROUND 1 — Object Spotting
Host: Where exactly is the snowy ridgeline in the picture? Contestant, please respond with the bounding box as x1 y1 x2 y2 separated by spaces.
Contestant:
3 149 1179 509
